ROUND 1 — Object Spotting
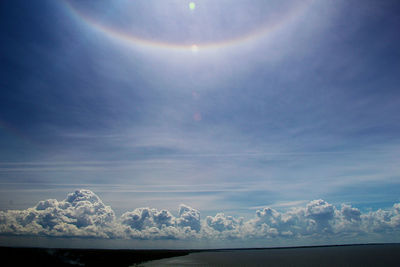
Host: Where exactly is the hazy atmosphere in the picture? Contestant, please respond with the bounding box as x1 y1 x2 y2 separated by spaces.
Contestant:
1 0 400 248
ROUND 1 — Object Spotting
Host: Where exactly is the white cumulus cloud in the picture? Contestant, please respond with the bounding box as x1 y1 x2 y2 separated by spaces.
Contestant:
1 189 400 243
119 204 201 239
0 189 116 238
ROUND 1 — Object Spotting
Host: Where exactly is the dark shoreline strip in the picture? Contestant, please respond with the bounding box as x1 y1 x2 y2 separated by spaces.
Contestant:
1 243 400 267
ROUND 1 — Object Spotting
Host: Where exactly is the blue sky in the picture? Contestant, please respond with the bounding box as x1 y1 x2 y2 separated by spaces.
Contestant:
1 0 400 248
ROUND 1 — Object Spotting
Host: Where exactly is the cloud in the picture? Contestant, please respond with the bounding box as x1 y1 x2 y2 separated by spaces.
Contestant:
0 189 116 238
119 204 200 239
202 213 244 239
176 204 201 232
361 204 400 234
341 204 361 222
1 189 400 242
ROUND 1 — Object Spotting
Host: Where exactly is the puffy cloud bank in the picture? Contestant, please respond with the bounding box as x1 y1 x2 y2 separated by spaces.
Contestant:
1 190 400 242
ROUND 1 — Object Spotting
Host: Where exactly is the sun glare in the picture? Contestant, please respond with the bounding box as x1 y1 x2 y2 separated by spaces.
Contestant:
191 44 199 53
189 2 196 11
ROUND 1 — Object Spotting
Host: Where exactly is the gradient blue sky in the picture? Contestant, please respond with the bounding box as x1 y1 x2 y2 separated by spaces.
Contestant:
1 0 400 248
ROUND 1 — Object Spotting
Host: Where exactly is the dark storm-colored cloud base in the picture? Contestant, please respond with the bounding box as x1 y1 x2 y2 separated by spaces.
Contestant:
0 190 399 241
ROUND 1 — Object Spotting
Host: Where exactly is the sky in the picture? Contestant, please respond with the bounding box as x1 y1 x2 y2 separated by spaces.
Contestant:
0 0 400 249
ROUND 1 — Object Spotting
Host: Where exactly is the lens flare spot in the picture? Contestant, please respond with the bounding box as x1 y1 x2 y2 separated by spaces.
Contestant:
189 2 196 10
193 112 202 121
191 44 199 53
192 91 200 99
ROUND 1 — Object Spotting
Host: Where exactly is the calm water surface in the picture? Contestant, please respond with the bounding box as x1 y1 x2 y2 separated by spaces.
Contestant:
139 244 400 267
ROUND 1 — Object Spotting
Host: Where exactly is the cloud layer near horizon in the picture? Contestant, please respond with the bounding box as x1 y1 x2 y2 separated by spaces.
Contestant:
1 190 399 242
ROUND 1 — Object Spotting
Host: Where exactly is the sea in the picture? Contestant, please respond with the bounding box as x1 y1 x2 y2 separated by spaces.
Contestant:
139 244 400 267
